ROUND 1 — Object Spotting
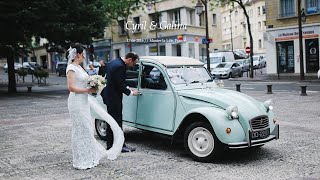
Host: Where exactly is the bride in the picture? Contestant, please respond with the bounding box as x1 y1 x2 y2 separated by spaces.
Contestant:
66 44 124 170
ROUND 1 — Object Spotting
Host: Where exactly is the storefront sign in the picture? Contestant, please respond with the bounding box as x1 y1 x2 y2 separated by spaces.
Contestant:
271 26 320 41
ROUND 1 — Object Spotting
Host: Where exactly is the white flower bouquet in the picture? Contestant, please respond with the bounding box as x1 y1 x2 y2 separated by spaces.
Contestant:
87 75 106 95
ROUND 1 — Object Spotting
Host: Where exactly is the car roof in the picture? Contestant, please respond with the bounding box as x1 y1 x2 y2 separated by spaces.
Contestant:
140 56 204 67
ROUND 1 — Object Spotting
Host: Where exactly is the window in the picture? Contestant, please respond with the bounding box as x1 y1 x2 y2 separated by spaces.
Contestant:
258 7 261 15
133 17 141 32
264 21 267 29
189 10 195 25
118 20 126 35
258 22 261 30
173 9 181 24
262 6 266 14
141 65 167 90
306 0 320 14
200 13 205 26
212 13 217 25
159 45 166 56
259 39 262 49
224 17 226 23
150 13 160 28
126 64 139 88
280 0 295 17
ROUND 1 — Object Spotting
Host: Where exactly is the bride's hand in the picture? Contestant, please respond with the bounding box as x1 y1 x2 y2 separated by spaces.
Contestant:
88 87 97 93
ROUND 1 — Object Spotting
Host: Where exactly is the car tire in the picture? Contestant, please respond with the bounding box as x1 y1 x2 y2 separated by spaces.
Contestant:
229 73 232 78
184 121 223 162
95 119 108 141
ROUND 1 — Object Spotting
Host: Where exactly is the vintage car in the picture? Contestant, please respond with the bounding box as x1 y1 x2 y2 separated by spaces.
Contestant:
92 56 279 162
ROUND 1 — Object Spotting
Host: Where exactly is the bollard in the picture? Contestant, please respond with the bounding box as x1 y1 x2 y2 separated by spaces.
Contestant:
300 85 307 96
236 84 241 92
267 84 273 94
27 87 32 93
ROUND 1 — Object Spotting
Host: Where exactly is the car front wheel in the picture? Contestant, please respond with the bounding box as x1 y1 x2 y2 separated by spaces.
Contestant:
95 119 108 140
184 122 223 162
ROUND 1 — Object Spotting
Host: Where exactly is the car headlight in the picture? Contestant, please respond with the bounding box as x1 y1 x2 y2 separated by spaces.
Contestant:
223 71 227 74
263 99 274 112
226 105 239 119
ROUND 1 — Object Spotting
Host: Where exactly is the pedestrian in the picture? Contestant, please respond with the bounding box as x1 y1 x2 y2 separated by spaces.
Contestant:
87 64 97 75
101 52 140 152
66 44 124 170
98 59 107 77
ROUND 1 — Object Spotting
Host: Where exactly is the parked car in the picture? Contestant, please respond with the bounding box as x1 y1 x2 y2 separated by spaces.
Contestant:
211 62 243 79
22 62 41 73
3 62 22 73
86 61 101 73
56 62 68 76
93 56 279 162
206 51 236 72
252 55 265 69
235 59 250 72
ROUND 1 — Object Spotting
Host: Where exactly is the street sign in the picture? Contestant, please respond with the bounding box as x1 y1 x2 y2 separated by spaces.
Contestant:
245 46 251 54
202 39 211 44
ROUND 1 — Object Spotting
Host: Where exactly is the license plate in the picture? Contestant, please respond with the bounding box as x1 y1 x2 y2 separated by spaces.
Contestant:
252 128 270 140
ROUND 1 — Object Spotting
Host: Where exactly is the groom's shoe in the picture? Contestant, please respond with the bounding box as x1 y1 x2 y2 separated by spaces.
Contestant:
121 144 136 153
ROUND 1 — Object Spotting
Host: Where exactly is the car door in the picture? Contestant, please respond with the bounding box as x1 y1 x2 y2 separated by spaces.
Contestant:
123 64 140 124
136 63 175 131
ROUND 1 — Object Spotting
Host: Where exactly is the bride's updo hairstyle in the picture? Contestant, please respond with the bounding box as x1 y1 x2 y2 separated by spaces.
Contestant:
66 44 85 64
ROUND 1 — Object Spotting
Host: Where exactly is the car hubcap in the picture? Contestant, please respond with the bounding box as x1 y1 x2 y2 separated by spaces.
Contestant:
188 127 214 157
97 120 107 136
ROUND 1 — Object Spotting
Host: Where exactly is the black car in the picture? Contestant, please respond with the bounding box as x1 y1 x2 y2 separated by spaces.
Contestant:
57 62 68 76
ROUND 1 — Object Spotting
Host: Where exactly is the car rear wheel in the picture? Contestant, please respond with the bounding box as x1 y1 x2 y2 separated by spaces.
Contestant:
184 121 223 162
95 119 108 140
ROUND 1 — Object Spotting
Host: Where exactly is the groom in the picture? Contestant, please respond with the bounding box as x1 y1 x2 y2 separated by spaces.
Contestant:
102 52 139 153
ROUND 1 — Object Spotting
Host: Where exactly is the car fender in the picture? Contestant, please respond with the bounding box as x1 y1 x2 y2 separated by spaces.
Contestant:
179 107 246 144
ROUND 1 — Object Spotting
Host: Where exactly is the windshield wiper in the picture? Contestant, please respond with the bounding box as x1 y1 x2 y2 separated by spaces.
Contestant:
190 81 200 83
206 79 213 82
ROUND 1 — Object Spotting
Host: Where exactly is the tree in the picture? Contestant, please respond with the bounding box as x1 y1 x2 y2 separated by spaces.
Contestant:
0 0 109 93
214 0 254 78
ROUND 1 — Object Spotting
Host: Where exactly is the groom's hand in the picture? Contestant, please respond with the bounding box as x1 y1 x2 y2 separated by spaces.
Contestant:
131 90 139 96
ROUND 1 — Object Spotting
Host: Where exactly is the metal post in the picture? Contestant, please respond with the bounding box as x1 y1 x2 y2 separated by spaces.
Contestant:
267 84 273 94
230 11 233 52
236 84 241 92
204 1 211 73
298 0 305 80
300 85 307 96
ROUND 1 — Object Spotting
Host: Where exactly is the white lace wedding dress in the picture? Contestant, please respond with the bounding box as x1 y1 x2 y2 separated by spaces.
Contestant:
67 64 124 170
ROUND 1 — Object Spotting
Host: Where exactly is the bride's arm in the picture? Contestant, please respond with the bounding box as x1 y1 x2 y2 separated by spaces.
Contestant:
67 71 95 93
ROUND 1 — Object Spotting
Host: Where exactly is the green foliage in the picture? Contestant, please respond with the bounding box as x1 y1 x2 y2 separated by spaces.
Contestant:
34 69 49 78
17 69 28 77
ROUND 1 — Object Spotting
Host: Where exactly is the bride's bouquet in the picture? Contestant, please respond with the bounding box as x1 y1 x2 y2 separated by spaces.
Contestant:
87 75 106 95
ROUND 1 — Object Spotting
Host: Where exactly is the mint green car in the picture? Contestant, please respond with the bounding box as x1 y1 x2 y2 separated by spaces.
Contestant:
93 56 279 162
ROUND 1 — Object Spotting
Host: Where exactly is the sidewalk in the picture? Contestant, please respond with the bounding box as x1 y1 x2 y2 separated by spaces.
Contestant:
229 68 320 83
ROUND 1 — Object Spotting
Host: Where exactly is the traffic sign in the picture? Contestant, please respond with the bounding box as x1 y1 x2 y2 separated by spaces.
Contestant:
202 38 212 44
245 46 251 54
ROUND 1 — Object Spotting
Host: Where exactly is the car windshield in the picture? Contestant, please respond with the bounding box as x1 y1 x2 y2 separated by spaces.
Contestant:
236 61 243 65
208 57 221 64
167 67 212 84
253 57 259 61
216 63 232 68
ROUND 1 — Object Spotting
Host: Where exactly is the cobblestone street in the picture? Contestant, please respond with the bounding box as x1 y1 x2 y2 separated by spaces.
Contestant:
1 79 320 179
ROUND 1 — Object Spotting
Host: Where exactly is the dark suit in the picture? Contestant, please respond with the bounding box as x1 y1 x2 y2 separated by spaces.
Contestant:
102 58 131 147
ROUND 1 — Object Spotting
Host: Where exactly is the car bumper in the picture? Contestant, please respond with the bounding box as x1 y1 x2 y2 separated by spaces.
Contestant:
212 73 228 78
227 124 279 149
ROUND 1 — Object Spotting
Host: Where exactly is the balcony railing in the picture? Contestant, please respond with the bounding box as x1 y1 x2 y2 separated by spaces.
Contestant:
306 0 320 14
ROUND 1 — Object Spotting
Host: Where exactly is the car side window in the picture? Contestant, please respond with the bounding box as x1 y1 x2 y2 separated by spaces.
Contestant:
222 56 226 62
125 64 139 88
141 65 167 90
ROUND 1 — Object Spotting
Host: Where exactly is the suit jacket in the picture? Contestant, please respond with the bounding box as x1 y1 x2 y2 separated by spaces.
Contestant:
102 58 131 107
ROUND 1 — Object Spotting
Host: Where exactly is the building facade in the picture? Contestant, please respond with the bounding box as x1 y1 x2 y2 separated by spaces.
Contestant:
221 0 266 54
265 0 320 76
104 0 222 62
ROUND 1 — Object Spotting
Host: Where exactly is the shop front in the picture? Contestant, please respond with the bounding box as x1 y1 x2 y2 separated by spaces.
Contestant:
265 25 320 75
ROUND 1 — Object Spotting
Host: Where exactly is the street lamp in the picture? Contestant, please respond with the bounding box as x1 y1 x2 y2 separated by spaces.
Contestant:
298 0 306 80
230 9 234 52
195 0 211 73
